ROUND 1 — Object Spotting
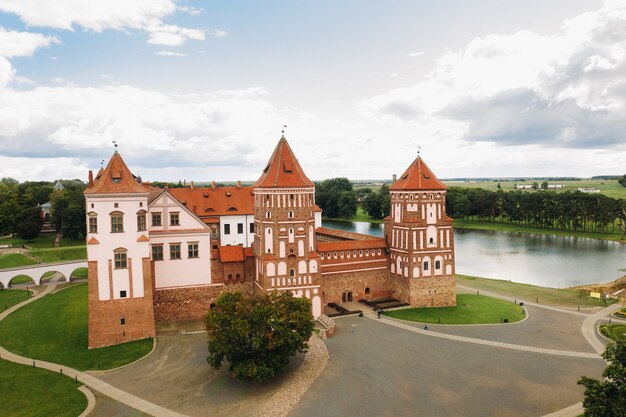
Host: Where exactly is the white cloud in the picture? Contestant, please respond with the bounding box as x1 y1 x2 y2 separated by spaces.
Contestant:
0 0 205 46
0 27 59 58
155 50 186 57
361 0 626 149
211 29 228 38
408 51 424 57
178 5 202 16
0 56 14 85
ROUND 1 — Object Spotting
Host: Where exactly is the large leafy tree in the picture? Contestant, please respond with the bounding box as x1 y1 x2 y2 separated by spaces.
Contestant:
578 338 626 416
205 291 314 382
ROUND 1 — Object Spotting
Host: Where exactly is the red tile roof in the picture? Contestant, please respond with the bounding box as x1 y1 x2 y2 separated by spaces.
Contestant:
315 227 380 241
390 156 446 191
317 238 387 252
85 152 149 194
219 245 245 263
255 137 314 188
169 186 254 217
243 247 254 258
312 204 323 212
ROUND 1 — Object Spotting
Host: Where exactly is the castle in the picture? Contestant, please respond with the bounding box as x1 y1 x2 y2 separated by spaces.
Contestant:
85 136 456 348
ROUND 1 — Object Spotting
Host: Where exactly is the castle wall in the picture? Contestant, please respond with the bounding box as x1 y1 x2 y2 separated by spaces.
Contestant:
88 259 156 349
321 269 391 305
390 273 456 307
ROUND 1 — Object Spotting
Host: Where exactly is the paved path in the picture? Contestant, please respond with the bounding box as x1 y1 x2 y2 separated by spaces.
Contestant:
0 282 189 417
369 314 601 359
581 303 624 354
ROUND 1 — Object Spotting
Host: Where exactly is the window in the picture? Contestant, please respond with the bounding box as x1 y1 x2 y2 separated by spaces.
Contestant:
249 223 254 233
170 212 180 226
288 211 294 218
423 261 429 271
114 203 119 208
139 202 143 207
120 318 126 325
151 245 163 261
114 249 127 269
88 215 98 233
119 291 127 298
224 224 231 235
237 223 243 234
429 237 434 244
365 287 371 295
435 260 441 270
266 211 271 218
188 242 199 258
170 243 181 260
137 212 146 231
111 213 124 233
290 268 295 277
152 213 162 226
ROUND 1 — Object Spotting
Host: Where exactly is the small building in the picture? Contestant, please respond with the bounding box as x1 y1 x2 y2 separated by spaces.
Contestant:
577 188 601 193
515 184 534 189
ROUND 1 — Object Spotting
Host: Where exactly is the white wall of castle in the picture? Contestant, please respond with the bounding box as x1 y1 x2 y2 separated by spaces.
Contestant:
219 214 254 247
86 194 150 301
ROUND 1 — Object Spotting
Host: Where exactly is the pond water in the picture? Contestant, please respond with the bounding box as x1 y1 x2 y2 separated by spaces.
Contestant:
322 219 626 288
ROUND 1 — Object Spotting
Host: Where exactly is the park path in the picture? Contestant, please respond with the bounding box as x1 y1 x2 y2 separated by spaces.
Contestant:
0 281 189 417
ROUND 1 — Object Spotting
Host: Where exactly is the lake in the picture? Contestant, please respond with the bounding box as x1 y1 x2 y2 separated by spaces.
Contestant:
322 219 626 288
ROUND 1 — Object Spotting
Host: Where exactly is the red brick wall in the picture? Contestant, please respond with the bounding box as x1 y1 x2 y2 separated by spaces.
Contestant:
320 269 391 305
88 258 156 349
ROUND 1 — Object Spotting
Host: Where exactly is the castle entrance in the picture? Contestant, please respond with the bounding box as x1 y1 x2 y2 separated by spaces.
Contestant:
341 291 353 303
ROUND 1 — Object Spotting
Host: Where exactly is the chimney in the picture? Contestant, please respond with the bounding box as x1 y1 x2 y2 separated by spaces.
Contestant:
212 181 216 191
191 181 195 191
165 184 169 190
88 170 94 187
392 174 397 183
184 179 187 187
236 180 241 190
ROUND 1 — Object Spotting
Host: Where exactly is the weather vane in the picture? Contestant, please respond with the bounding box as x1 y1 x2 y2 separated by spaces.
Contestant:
112 140 118 150
282 125 287 135
417 146 421 156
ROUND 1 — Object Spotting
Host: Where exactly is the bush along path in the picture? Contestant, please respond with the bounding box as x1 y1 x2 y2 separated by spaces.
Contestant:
0 281 188 417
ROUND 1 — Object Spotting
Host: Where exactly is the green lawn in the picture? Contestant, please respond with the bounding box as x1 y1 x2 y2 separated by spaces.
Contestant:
0 289 32 310
0 283 153 371
31 246 87 262
7 275 35 285
0 359 87 417
385 294 526 324
600 324 626 341
71 267 88 279
457 275 617 308
455 219 625 243
0 234 85 249
614 308 626 319
0 253 37 268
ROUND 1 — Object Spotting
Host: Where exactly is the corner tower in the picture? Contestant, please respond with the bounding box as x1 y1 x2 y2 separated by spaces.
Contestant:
253 136 322 317
384 155 456 307
84 152 156 348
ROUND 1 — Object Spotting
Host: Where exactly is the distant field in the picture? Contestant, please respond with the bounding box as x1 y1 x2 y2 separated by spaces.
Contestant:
444 179 626 199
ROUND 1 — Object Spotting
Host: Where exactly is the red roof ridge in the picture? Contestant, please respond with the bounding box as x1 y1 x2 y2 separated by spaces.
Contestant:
390 156 446 191
254 136 314 188
85 152 149 194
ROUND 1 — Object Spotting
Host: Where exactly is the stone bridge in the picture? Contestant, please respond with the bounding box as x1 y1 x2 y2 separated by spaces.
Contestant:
0 260 87 288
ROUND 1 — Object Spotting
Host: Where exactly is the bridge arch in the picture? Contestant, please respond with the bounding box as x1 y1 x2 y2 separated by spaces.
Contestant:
0 260 87 288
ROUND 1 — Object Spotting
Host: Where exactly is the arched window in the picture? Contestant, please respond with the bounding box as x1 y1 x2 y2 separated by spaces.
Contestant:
435 260 441 270
365 287 371 295
288 211 294 218
236 273 241 282
88 212 98 233
113 248 127 269
289 268 295 277
429 237 434 244
266 211 271 218
423 261 429 271
227 274 233 283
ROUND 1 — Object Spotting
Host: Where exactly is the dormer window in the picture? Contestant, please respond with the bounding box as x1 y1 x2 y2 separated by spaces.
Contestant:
112 178 121 183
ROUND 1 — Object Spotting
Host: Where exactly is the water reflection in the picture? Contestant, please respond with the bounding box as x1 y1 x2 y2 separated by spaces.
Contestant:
322 219 626 288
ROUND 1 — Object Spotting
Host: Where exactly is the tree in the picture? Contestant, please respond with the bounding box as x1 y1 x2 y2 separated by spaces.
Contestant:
618 175 626 188
379 184 391 218
16 221 40 240
62 206 86 239
205 291 314 382
363 192 383 219
337 191 357 218
532 182 539 190
541 181 549 190
578 338 626 416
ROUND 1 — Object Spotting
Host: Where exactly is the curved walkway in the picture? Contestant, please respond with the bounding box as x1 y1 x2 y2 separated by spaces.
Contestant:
0 282 188 417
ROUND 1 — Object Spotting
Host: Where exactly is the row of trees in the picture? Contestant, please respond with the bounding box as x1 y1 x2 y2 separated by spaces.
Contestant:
315 178 391 220
0 177 86 240
446 187 626 234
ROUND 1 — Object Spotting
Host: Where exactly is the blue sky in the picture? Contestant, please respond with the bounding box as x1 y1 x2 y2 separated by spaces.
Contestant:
0 0 624 182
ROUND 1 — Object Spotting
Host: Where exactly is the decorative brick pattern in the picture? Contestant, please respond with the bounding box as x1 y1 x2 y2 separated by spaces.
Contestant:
321 269 392 305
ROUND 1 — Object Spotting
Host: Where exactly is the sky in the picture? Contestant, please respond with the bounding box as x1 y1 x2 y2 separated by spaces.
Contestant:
0 0 625 182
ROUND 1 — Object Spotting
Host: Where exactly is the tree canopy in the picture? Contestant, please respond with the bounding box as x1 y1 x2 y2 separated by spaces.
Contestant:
205 291 314 382
578 338 626 417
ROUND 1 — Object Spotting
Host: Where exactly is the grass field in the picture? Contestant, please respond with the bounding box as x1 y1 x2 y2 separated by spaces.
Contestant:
0 284 153 371
458 275 617 308
0 253 37 268
0 289 32 310
455 219 626 243
0 235 85 248
385 294 525 324
0 359 87 417
444 179 626 199
600 324 626 341
31 246 87 262
7 275 35 285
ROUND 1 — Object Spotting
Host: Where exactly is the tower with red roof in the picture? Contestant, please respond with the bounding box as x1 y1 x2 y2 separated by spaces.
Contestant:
84 152 156 348
384 155 456 307
253 136 323 317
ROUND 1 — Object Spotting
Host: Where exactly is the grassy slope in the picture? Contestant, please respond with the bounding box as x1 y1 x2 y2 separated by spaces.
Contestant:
0 289 32 310
0 253 37 268
457 275 616 308
385 294 525 324
0 235 85 248
599 324 626 341
31 246 87 262
0 284 153 371
0 359 87 417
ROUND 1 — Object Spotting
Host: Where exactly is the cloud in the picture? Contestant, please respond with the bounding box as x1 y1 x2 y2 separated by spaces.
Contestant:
0 27 59 58
361 0 626 149
408 51 424 57
155 50 186 57
211 29 228 38
0 0 205 46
